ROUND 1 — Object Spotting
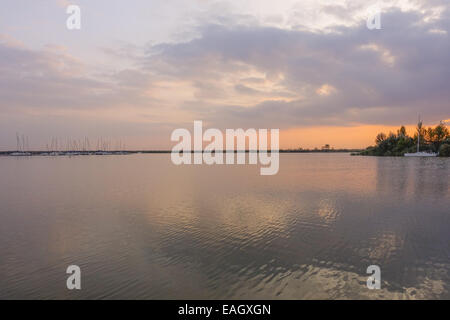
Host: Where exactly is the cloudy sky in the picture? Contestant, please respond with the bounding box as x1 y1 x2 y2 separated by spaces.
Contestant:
0 0 449 150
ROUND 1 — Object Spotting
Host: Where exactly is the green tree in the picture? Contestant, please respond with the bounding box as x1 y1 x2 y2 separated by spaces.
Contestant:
375 133 387 145
426 122 449 152
439 144 450 157
397 126 407 137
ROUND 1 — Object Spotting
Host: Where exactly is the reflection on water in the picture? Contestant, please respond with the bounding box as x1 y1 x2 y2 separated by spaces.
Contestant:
0 153 449 299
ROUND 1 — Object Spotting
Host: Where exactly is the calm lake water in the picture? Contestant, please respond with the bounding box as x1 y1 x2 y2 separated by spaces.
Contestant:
0 153 449 299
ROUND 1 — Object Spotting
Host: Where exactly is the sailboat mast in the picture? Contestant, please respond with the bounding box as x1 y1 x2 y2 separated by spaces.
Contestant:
417 115 421 153
417 128 420 153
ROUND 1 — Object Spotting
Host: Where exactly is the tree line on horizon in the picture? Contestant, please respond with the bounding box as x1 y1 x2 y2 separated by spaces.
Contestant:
357 121 450 157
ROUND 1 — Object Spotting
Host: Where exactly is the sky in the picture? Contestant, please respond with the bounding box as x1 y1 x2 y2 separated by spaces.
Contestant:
0 0 449 150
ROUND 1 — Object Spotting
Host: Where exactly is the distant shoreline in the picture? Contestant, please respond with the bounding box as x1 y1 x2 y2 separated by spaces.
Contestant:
0 149 361 156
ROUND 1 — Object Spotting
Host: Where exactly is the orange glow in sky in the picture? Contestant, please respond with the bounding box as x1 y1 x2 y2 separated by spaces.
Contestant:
280 124 420 149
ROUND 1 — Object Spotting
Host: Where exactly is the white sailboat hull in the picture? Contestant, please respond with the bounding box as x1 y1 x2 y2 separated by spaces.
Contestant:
404 152 437 157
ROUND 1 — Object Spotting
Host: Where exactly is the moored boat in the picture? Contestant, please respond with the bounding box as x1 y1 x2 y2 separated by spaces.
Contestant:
404 116 438 157
404 151 437 157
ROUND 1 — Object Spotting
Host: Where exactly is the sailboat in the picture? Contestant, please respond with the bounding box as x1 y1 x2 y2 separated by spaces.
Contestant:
404 116 437 157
